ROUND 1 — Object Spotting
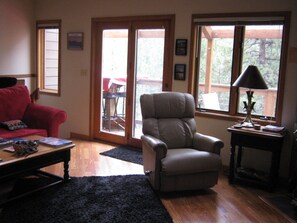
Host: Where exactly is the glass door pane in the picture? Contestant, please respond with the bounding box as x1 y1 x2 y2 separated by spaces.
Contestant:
101 29 128 135
133 29 165 138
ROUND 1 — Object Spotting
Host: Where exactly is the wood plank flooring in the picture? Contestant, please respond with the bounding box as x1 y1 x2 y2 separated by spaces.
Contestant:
42 138 293 223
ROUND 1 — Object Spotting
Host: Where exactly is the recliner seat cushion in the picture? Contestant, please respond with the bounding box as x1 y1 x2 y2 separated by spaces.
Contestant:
161 148 221 176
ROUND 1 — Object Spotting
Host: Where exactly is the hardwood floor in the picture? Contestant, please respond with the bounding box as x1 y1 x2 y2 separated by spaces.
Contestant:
43 138 293 223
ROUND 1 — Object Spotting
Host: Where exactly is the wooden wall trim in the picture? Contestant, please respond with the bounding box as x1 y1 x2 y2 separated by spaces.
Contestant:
0 74 36 78
70 132 92 141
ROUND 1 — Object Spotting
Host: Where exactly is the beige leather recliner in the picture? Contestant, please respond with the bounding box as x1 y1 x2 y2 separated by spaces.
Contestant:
140 92 224 192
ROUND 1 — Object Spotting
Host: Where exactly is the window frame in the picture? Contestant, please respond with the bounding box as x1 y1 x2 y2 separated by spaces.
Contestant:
188 12 291 125
36 20 61 96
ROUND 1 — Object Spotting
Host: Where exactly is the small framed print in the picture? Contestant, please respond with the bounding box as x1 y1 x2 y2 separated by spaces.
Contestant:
174 64 186 80
175 39 187 56
67 32 83 50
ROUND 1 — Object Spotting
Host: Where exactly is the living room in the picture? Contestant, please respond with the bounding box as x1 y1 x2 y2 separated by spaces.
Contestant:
1 0 297 222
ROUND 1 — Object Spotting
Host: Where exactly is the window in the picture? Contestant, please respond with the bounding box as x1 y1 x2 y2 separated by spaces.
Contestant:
189 12 290 125
37 20 61 95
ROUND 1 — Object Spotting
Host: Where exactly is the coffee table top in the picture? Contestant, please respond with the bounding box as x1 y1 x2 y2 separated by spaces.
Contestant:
0 135 75 166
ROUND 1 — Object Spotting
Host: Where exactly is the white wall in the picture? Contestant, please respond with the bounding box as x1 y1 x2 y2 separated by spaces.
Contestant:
0 0 34 75
0 0 36 90
1 0 297 177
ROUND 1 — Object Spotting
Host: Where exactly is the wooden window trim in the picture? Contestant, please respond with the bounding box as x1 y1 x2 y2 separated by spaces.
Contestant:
188 12 291 126
36 20 61 96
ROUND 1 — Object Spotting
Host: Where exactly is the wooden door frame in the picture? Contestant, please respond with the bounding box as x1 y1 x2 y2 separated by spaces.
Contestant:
90 15 175 147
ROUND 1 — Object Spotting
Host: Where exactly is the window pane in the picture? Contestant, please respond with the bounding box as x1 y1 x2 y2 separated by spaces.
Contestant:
44 29 59 91
102 30 128 77
239 25 283 117
198 26 234 111
37 25 59 93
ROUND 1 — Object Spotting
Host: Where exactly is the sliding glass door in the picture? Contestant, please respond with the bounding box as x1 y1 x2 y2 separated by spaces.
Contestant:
92 16 174 146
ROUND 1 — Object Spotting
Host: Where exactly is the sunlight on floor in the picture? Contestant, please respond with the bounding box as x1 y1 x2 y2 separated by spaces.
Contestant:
42 138 144 178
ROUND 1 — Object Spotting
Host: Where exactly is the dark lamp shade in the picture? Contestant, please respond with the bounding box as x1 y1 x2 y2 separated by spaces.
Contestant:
233 65 268 89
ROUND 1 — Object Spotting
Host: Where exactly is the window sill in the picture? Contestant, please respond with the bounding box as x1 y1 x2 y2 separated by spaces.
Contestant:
40 89 60 96
195 110 276 126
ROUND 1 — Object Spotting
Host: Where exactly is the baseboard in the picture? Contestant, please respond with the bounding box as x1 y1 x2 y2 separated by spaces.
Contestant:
0 74 36 78
69 132 120 147
70 132 91 141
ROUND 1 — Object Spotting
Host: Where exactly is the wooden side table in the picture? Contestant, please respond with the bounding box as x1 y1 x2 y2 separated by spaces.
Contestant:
227 126 285 191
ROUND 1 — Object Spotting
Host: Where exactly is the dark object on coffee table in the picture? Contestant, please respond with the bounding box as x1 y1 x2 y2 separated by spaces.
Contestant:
13 140 39 156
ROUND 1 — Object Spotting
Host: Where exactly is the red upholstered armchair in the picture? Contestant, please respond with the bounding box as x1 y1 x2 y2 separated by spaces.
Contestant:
0 85 67 139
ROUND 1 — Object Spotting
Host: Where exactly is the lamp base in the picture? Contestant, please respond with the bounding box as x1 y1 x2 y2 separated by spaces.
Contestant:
240 122 254 128
240 90 255 128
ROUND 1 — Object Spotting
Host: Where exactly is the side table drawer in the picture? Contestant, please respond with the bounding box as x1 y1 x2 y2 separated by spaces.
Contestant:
231 133 283 152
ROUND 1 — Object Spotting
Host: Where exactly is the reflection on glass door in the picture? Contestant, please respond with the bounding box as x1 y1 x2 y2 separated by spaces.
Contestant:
133 29 165 138
101 29 128 135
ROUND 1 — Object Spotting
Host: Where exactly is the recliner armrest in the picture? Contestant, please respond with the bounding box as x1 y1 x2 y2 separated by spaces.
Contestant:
141 134 168 190
141 135 168 159
193 132 224 155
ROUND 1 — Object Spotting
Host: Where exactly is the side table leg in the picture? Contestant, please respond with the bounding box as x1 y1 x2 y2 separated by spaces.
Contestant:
229 144 235 183
269 149 281 191
236 146 243 169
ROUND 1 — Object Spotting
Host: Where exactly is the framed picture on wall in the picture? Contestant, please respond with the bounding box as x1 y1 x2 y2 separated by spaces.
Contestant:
175 39 187 55
174 64 186 80
67 32 84 50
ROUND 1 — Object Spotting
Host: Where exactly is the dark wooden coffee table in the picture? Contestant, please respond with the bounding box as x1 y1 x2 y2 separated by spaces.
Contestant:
0 135 75 205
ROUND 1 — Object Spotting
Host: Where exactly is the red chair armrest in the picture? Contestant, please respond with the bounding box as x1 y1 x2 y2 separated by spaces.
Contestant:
23 104 67 137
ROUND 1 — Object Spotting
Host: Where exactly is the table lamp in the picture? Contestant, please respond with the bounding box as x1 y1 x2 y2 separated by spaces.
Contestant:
233 65 268 127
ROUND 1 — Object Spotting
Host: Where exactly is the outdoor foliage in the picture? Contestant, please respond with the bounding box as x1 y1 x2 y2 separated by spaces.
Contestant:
198 24 283 116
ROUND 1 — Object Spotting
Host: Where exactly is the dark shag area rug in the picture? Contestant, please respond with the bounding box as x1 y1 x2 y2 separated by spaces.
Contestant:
0 175 172 223
100 146 143 165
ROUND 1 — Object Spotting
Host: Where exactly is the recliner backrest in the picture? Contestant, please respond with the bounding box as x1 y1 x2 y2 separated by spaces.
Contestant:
140 92 197 149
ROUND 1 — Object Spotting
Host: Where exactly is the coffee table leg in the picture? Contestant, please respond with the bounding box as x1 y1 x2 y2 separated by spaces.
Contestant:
63 151 71 180
64 161 69 180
